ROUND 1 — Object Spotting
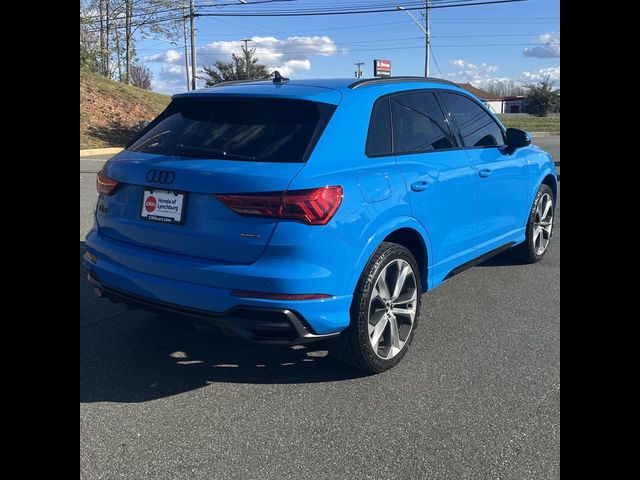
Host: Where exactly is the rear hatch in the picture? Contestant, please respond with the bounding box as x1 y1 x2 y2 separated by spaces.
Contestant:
96 94 337 264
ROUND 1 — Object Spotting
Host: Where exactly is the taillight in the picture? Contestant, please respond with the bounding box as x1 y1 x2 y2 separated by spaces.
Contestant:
216 186 343 225
96 171 120 195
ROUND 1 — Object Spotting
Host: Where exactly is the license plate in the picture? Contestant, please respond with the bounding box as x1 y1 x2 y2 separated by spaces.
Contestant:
140 188 186 225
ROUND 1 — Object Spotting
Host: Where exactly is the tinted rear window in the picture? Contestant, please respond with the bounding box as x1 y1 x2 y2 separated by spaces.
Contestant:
366 97 392 156
127 97 336 163
391 91 455 153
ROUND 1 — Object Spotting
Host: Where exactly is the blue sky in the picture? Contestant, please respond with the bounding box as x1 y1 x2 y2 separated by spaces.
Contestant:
138 0 559 94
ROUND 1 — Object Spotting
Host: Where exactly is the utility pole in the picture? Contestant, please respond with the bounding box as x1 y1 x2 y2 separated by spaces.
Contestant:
354 62 365 78
241 38 253 79
424 0 430 77
397 4 429 78
189 0 197 90
182 1 190 91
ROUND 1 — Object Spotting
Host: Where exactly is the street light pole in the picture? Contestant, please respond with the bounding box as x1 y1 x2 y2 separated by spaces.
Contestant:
397 4 429 77
241 38 253 79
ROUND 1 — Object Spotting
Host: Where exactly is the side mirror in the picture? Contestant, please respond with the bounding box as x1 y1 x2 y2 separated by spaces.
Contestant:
505 128 531 151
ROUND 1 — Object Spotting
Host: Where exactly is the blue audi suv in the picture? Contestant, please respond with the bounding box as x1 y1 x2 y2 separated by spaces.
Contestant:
83 76 557 373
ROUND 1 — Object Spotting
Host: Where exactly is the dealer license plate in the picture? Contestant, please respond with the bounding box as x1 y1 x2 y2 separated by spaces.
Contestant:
140 188 186 225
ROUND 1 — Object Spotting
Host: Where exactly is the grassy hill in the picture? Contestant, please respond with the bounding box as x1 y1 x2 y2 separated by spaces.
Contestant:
498 115 560 133
79 71 558 149
80 70 170 149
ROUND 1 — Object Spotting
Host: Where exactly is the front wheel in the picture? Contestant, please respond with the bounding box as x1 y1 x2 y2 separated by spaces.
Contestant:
512 183 555 263
330 242 422 373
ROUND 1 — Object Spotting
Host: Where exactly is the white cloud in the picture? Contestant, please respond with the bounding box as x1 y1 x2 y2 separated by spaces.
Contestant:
519 66 561 84
444 59 560 92
523 33 560 58
145 36 342 94
446 59 509 85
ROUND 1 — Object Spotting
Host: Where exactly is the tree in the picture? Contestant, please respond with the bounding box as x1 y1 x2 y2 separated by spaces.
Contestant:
80 2 101 73
200 43 271 86
483 79 525 97
80 1 181 84
130 63 153 89
523 77 560 117
123 0 181 85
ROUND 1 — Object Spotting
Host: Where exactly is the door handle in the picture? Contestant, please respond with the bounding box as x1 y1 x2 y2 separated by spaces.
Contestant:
478 168 492 178
410 180 429 192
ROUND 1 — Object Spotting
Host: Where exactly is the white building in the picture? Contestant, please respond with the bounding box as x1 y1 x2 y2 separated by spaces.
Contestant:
455 83 505 114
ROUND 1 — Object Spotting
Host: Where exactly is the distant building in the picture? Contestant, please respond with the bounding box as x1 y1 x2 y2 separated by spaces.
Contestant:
455 83 525 114
502 95 525 114
455 83 504 114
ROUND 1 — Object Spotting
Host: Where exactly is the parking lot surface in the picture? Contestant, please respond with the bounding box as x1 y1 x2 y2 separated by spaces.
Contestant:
80 136 559 479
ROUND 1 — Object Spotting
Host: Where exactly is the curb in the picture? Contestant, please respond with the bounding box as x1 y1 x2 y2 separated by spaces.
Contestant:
529 132 560 137
80 147 123 157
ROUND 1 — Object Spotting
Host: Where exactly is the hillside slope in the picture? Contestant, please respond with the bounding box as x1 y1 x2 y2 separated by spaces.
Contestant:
80 70 170 149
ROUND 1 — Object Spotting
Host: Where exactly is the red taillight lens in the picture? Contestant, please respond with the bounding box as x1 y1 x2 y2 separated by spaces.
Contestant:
216 186 343 226
96 171 120 195
232 290 333 301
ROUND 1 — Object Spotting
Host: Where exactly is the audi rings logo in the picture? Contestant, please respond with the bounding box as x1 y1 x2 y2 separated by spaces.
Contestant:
146 169 175 185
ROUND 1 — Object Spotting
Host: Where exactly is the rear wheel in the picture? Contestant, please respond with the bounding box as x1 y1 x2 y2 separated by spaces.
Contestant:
330 242 422 373
512 184 554 263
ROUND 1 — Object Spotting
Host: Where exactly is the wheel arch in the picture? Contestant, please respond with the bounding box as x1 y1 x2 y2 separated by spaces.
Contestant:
541 173 558 205
384 228 427 280
346 217 433 295
530 168 557 207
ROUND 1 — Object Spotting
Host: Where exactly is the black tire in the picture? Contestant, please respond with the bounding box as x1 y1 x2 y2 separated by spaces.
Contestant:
511 183 554 263
329 241 422 373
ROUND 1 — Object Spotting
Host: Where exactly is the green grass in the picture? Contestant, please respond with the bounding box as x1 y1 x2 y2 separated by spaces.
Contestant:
80 70 170 149
497 115 560 133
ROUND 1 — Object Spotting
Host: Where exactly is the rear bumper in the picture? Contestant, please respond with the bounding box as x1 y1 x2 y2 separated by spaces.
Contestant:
86 270 338 345
83 229 353 338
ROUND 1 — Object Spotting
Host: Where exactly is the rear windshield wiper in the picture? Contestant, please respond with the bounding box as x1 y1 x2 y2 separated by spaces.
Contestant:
176 144 256 161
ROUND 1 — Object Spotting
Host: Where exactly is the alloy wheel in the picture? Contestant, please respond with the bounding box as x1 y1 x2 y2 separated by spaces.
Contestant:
533 192 553 255
368 259 417 359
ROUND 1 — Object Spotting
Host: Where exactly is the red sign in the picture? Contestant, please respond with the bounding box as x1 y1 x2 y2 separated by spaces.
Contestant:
145 196 157 212
374 59 391 77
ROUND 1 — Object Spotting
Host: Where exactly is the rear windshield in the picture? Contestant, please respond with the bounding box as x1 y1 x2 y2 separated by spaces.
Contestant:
127 97 336 163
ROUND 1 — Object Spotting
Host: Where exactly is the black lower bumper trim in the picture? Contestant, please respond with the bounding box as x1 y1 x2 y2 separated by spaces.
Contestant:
86 271 340 345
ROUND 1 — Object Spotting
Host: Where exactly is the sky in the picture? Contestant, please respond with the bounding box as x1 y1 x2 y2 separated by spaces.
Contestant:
136 0 560 94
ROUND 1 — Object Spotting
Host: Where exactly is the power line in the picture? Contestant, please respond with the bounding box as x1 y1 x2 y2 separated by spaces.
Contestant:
82 0 298 21
82 12 556 34
193 0 528 17
177 32 558 46
192 22 560 41
429 44 445 79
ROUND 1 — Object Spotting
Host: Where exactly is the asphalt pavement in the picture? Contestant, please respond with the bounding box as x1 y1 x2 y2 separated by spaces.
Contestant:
80 136 559 479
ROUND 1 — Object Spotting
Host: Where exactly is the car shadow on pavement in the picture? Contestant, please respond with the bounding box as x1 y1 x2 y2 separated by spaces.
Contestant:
80 242 371 403
476 250 527 268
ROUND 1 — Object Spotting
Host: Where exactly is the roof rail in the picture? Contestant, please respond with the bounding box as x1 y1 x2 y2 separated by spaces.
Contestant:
210 79 269 88
349 76 457 89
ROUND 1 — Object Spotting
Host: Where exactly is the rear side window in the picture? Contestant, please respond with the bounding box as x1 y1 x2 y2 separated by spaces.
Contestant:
366 98 392 156
127 97 336 163
391 91 455 154
440 92 505 148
